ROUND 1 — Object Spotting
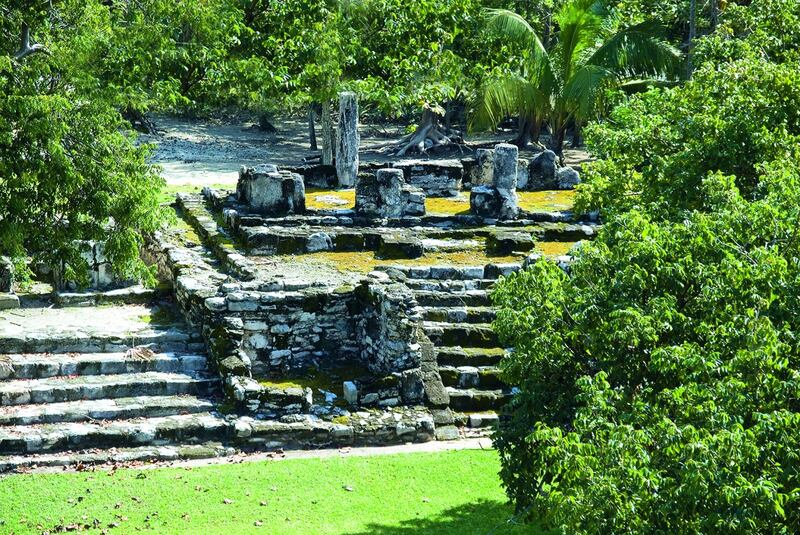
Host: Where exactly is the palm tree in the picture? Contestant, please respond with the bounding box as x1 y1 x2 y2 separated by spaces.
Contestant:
470 0 680 154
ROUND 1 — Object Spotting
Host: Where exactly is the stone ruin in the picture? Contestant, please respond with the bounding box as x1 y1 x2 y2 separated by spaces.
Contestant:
237 164 305 215
469 143 519 220
528 149 581 190
336 91 359 188
0 90 600 472
355 168 426 218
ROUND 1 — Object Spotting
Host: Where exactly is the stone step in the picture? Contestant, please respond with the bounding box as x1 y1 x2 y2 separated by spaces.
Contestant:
455 411 500 429
0 352 207 380
0 395 216 426
435 346 507 367
423 322 500 348
0 412 228 455
445 387 512 412
413 290 490 307
0 372 218 406
405 279 495 292
0 442 233 473
439 366 506 390
53 285 162 307
420 306 496 324
0 327 202 355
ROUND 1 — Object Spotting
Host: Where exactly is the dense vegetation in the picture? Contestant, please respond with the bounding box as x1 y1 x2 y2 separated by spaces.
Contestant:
492 0 800 531
0 0 728 283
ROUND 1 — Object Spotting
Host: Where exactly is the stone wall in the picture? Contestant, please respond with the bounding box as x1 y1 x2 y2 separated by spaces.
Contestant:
144 230 431 416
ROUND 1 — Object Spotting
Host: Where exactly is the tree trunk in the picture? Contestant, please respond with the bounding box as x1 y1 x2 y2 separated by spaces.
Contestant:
571 121 583 148
711 0 719 31
549 125 567 156
512 115 532 147
308 106 318 151
395 109 447 156
320 98 334 166
123 107 157 135
687 0 697 79
258 113 277 133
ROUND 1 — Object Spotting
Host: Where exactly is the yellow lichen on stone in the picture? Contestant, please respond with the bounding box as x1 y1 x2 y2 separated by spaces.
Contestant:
294 249 525 274
518 190 575 212
306 188 356 210
425 195 471 215
535 241 577 257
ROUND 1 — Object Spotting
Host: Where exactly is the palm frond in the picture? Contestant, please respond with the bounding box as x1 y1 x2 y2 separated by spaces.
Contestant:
562 64 615 120
619 78 681 93
553 0 603 83
587 20 682 78
484 9 547 58
469 74 548 132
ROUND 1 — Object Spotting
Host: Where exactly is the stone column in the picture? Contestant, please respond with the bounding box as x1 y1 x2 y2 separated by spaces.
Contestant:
320 98 334 166
493 143 519 220
336 92 359 188
471 148 494 186
376 168 404 218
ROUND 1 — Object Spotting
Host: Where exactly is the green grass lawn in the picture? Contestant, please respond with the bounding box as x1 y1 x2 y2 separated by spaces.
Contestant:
0 449 536 534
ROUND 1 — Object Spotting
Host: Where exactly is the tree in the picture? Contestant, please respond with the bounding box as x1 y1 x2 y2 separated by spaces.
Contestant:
491 0 800 530
0 1 167 286
470 0 680 153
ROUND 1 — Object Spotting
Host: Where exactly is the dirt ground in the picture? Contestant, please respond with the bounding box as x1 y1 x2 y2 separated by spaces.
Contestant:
143 114 592 186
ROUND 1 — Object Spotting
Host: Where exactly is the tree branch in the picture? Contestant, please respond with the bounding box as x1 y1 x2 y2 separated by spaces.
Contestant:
13 24 49 62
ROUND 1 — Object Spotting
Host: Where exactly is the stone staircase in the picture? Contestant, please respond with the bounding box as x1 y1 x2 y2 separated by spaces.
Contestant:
406 268 516 428
0 303 229 465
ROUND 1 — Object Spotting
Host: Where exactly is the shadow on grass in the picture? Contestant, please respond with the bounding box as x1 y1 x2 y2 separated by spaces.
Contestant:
350 499 537 535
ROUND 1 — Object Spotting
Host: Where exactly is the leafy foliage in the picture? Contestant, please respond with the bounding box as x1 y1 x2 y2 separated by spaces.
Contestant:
0 1 166 285
494 166 800 532
471 0 680 152
492 0 800 531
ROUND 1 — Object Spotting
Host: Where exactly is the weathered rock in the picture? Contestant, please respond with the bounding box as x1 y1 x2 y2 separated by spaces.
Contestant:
238 165 305 216
343 381 358 405
306 232 333 252
487 231 536 255
336 92 360 187
0 293 19 310
527 150 559 190
493 143 519 219
0 257 13 293
557 166 581 189
377 235 424 259
469 143 519 220
393 159 463 197
470 149 493 186
356 168 427 219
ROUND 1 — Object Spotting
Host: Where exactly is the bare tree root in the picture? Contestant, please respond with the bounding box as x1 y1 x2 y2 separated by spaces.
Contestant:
383 110 465 157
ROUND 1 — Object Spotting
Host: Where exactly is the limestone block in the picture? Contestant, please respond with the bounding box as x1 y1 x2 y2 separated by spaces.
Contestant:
343 381 358 405
470 148 494 186
0 256 14 293
377 235 424 259
393 159 463 197
469 185 502 217
0 293 20 310
336 92 360 187
306 232 333 252
528 150 558 190
492 143 519 191
557 166 581 189
376 168 405 218
487 231 536 255
238 165 305 216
